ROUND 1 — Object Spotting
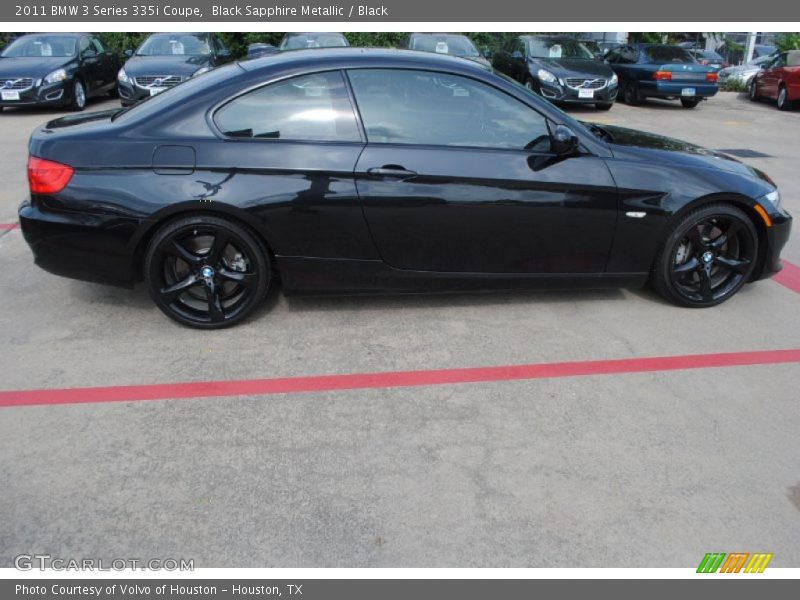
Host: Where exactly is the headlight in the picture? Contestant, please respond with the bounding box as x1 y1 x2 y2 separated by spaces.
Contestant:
610 73 619 86
117 68 130 84
192 66 212 78
43 68 67 85
537 69 558 84
762 189 781 209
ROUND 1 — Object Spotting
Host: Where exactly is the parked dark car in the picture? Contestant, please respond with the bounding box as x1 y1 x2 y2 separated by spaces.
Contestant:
688 49 727 71
605 44 719 108
246 43 278 59
279 33 349 50
0 33 119 111
749 50 800 111
406 33 491 69
493 35 618 110
19 49 791 328
117 33 233 106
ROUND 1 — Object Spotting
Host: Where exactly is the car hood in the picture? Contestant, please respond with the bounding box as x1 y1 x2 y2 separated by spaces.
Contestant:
602 124 774 182
530 57 612 78
123 55 211 78
0 56 74 78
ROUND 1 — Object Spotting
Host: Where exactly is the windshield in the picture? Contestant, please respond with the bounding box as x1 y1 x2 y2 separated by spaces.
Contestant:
644 46 696 64
410 36 480 57
280 34 348 50
137 34 211 57
1 35 77 58
527 38 594 60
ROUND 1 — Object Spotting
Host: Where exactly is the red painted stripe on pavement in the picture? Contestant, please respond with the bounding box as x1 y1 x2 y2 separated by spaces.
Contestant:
774 260 800 295
0 222 18 230
1 349 799 409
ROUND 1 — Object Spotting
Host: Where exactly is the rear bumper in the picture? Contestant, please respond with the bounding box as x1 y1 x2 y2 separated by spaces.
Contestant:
639 80 719 99
18 199 140 287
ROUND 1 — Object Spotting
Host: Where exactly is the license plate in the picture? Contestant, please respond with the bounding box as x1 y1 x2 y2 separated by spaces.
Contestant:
578 89 595 99
149 87 166 96
681 88 696 97
1 91 20 101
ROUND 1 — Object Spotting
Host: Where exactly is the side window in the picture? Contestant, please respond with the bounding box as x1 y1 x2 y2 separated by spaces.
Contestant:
605 49 619 63
214 71 360 142
619 46 638 64
91 38 105 53
214 36 228 54
348 69 551 151
513 38 526 58
79 37 92 56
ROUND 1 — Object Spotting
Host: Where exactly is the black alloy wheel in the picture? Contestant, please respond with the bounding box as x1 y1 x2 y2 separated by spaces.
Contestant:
652 204 758 307
70 79 86 111
145 215 270 328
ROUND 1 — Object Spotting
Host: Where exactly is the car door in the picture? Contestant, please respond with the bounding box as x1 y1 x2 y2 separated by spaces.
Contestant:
762 53 786 98
347 68 618 274
89 37 115 91
78 36 102 93
612 45 640 86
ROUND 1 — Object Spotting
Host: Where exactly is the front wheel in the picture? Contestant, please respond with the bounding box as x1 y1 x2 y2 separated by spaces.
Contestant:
777 85 792 111
69 79 86 111
748 79 759 101
595 102 613 111
680 98 700 108
145 215 271 328
652 204 758 308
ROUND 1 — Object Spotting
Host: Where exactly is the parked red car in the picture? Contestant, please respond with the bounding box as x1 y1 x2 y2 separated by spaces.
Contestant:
748 50 800 110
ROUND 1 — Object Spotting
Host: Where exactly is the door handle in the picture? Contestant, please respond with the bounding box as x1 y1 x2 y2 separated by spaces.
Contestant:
367 165 417 180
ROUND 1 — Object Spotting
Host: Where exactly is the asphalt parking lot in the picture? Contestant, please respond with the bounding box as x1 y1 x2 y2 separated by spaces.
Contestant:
1 92 799 568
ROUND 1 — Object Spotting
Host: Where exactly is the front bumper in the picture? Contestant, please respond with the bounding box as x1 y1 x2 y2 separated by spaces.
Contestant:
755 205 792 281
538 80 618 104
18 198 140 287
0 80 71 108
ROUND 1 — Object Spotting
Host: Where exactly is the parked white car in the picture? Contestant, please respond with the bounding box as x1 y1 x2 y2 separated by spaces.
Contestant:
718 54 775 85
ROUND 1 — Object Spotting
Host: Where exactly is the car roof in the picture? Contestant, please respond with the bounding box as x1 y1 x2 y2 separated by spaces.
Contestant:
238 47 490 74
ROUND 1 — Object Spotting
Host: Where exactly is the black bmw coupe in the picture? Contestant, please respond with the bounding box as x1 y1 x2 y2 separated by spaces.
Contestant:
19 49 792 328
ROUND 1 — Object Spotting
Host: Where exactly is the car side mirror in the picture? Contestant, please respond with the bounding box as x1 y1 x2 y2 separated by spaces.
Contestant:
82 49 96 59
511 50 523 59
551 125 579 156
218 48 232 58
124 49 133 58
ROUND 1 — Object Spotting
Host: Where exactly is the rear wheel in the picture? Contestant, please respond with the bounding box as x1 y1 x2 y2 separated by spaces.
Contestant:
777 85 791 110
145 215 270 329
680 98 700 109
652 204 758 308
623 82 640 105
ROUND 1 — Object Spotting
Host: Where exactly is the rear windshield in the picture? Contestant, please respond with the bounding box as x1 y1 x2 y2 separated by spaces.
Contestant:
644 46 696 64
410 36 480 57
1 35 77 58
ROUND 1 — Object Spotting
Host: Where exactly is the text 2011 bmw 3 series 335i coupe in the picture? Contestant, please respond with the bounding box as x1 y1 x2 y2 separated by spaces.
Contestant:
19 49 792 328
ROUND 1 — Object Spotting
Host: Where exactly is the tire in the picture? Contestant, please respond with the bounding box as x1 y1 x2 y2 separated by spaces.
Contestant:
680 98 700 109
144 215 271 329
777 85 792 111
69 79 86 111
651 204 758 308
623 82 640 105
748 79 759 101
595 102 613 111
108 85 119 99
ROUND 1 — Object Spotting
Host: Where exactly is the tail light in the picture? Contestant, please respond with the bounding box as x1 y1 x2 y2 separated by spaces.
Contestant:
706 72 719 83
653 71 672 80
28 156 74 194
